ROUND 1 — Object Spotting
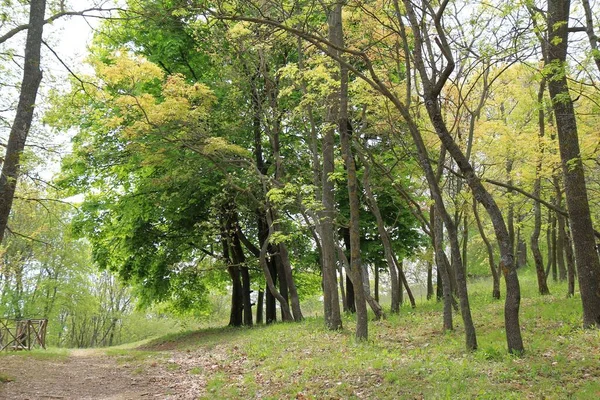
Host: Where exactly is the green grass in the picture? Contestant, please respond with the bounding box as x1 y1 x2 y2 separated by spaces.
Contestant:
131 270 600 399
0 347 69 361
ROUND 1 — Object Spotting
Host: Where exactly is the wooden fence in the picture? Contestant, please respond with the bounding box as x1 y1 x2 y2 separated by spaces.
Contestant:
0 319 48 351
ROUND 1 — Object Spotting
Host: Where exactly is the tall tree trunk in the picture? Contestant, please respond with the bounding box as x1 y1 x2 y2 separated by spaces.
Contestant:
531 78 550 295
551 208 558 282
462 212 468 274
547 0 600 327
265 256 277 324
334 2 368 340
433 208 453 331
360 152 401 313
554 182 567 281
222 223 243 327
545 208 554 279
228 210 253 326
0 0 46 244
473 199 501 299
316 4 344 331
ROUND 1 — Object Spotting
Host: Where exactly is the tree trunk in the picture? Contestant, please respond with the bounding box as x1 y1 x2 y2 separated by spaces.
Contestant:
374 264 380 303
531 78 550 295
256 289 264 324
337 243 384 321
427 260 434 300
473 198 501 299
564 220 576 298
360 153 401 312
345 274 355 313
462 212 468 274
277 242 304 321
0 0 46 244
265 256 277 324
555 183 567 281
581 0 600 74
229 212 253 326
547 0 600 327
338 264 348 312
317 3 344 331
433 208 453 331
396 259 416 308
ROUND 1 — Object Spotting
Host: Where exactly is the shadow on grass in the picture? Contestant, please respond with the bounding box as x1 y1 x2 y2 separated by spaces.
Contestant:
138 323 279 352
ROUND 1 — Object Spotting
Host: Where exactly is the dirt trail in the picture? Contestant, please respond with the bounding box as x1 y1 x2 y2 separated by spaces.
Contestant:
0 351 179 400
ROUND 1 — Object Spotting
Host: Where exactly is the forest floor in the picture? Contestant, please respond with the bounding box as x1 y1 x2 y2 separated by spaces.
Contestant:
1 273 600 399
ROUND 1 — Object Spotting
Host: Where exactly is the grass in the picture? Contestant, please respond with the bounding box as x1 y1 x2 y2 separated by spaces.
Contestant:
0 347 69 361
135 270 600 399
3 270 598 398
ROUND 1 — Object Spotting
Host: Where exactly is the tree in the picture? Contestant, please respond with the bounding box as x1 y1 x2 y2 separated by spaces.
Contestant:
545 0 600 327
0 0 46 244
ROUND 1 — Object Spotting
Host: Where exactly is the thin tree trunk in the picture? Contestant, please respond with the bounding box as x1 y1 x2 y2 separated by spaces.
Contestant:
360 152 401 313
337 244 384 320
531 78 550 295
427 260 434 300
554 182 567 281
564 220 576 297
256 289 264 324
338 263 348 312
277 242 304 321
433 208 453 331
396 259 416 308
0 0 46 244
374 265 380 303
317 4 344 331
581 0 600 74
332 3 368 339
473 198 501 299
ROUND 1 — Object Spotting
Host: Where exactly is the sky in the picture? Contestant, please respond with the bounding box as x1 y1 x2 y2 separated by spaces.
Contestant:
31 2 108 183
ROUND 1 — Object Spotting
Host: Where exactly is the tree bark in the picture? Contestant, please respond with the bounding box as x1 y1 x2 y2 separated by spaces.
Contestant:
0 0 46 244
473 198 501 299
564 220 576 298
433 208 453 331
427 260 434 301
360 152 401 313
396 259 416 308
317 3 344 331
531 78 550 295
547 0 600 327
256 289 264 324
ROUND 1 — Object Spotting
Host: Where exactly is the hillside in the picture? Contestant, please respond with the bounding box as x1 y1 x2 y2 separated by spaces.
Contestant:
1 273 599 399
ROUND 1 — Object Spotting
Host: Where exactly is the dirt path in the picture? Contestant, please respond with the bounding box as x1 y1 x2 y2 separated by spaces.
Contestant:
0 350 183 400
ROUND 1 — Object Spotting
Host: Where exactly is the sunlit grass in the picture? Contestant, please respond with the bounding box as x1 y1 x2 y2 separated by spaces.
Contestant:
130 269 600 399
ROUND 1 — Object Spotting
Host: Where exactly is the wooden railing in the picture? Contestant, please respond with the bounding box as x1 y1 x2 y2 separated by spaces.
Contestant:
0 319 48 351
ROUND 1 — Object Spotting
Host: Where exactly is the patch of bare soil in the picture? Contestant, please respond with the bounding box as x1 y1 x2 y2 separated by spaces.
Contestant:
0 350 196 400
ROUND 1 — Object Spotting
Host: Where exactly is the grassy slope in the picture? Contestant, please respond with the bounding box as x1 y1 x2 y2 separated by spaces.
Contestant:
3 271 599 398
135 271 600 399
